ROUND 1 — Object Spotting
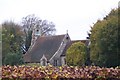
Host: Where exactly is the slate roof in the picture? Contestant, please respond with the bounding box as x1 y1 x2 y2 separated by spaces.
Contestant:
24 34 66 62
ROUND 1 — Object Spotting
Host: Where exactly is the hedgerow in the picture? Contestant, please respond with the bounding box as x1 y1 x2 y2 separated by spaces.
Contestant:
1 65 120 80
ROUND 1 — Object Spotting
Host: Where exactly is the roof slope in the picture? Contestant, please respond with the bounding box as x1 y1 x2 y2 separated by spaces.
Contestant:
24 34 65 62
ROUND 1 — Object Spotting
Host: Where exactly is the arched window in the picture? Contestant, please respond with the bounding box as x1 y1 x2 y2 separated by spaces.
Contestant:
40 54 47 66
35 29 40 36
54 60 57 66
42 59 46 66
66 36 69 40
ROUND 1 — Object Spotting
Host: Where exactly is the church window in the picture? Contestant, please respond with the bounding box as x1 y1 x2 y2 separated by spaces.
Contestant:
42 59 46 66
54 60 57 66
41 58 47 66
36 29 40 35
66 36 69 40
36 29 39 32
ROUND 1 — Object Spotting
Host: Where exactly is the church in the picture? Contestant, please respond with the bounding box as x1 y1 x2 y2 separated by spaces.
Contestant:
23 27 88 66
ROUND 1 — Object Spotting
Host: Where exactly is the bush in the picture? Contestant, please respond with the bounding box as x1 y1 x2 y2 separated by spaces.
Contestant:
2 65 120 79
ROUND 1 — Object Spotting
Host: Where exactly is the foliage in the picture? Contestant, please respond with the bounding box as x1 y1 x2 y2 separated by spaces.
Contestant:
90 8 119 67
2 65 120 79
21 14 56 52
4 52 23 66
0 26 2 66
23 63 42 67
66 42 87 66
2 21 24 65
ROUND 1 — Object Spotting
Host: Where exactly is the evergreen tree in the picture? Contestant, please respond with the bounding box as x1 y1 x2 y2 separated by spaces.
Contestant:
66 42 87 66
90 8 119 67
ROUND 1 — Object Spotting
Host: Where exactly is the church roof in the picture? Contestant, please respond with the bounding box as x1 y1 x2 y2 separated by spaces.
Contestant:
24 34 66 62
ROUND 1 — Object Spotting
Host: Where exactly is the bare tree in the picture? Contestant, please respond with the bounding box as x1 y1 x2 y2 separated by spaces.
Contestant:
21 14 56 53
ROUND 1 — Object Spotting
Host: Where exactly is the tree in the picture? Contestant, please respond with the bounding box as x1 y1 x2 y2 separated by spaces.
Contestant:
90 8 119 67
66 42 87 66
0 25 2 66
21 14 56 52
2 21 24 65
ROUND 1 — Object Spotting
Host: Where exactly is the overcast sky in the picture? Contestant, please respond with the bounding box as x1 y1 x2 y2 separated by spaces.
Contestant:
0 0 119 40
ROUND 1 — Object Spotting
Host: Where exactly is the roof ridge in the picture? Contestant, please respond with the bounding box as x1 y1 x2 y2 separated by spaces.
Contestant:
72 39 87 41
39 34 66 38
35 34 66 42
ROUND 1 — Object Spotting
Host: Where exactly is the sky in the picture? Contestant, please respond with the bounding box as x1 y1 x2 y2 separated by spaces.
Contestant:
0 0 119 40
